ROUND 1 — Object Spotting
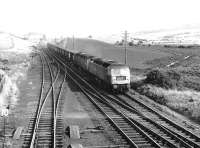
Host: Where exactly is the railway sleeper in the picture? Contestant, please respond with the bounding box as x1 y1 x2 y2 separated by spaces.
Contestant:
125 132 143 136
115 121 130 125
134 140 152 145
124 130 142 134
119 127 137 131
37 127 53 130
35 143 52 147
38 122 53 125
126 135 145 139
37 137 53 141
56 127 64 130
37 133 52 136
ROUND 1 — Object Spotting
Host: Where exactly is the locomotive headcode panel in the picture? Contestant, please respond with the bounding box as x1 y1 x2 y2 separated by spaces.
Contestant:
109 65 130 85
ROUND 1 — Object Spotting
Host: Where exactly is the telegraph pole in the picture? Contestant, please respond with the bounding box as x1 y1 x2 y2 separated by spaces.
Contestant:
72 35 75 50
123 30 128 64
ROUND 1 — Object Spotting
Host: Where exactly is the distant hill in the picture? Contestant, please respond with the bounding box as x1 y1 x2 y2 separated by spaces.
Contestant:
133 27 200 45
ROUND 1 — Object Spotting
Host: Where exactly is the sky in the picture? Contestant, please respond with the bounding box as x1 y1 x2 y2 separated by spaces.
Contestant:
0 0 200 39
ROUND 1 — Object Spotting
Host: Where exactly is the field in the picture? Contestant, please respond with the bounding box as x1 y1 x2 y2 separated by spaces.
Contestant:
61 38 172 69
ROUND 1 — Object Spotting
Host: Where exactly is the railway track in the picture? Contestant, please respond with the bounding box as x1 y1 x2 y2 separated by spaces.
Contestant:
65 69 194 147
79 68 200 148
101 92 198 147
68 50 200 147
47 50 159 147
48 47 200 148
23 52 65 148
119 91 200 147
47 49 190 147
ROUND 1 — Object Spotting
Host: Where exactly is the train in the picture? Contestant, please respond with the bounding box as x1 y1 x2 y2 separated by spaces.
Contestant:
47 43 131 92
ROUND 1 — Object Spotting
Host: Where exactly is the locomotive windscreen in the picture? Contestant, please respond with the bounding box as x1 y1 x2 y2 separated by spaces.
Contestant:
111 67 130 76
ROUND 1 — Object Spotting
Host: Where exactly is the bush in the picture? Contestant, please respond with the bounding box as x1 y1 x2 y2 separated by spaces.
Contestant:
136 85 167 105
128 42 134 46
145 69 181 89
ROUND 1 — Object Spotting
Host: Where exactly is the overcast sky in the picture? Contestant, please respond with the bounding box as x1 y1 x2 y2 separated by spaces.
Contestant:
0 0 200 38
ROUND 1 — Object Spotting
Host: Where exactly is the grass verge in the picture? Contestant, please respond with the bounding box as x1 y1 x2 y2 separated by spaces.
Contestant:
131 67 200 121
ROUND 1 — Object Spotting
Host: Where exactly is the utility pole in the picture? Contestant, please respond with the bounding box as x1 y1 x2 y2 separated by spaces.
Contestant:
72 35 75 50
123 30 128 64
